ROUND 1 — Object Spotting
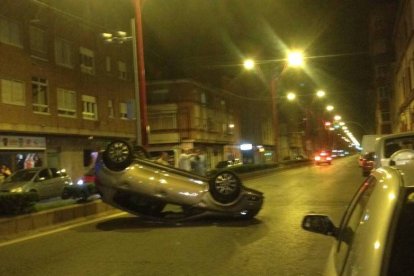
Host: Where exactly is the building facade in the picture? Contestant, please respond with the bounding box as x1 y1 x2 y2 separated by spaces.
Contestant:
0 1 137 180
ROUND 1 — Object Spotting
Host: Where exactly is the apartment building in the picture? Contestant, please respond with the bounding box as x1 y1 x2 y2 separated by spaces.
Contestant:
392 0 414 132
146 79 242 169
0 1 136 179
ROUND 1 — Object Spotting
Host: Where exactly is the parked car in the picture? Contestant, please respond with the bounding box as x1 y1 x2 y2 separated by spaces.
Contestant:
314 150 332 165
61 168 97 201
301 148 414 275
0 167 73 200
360 151 375 177
95 140 264 222
374 131 414 168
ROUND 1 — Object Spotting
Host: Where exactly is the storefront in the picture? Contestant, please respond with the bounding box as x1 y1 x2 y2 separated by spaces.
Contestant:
0 135 46 172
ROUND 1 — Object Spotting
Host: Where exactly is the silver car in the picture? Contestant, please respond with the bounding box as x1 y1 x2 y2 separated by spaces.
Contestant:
0 167 73 200
373 131 414 168
95 140 264 221
302 148 414 275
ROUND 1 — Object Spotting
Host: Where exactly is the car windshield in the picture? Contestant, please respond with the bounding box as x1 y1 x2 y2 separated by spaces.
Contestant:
387 187 414 275
8 169 38 182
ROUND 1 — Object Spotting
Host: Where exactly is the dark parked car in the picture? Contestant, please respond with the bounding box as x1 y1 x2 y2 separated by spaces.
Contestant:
61 168 97 201
360 152 375 177
95 140 264 222
0 167 73 200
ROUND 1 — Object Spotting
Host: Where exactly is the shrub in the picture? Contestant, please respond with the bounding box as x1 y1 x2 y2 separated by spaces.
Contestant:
0 192 38 216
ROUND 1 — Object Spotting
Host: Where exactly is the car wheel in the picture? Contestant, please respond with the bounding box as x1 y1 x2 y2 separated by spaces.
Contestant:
102 140 133 171
209 170 242 204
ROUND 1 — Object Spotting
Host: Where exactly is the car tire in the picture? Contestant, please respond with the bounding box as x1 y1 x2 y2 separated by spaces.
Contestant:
209 170 242 204
102 140 133 171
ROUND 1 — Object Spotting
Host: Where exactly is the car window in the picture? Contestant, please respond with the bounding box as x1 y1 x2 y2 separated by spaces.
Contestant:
38 169 51 181
334 176 377 274
9 169 38 182
386 188 414 275
384 136 414 158
50 168 67 177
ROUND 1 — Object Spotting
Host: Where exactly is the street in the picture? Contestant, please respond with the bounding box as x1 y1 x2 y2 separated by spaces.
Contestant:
0 156 363 276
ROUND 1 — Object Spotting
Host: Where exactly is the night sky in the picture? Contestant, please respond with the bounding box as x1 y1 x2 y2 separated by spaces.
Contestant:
141 0 373 138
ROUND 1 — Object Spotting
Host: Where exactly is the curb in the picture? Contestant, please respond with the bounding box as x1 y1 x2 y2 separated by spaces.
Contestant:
0 200 119 241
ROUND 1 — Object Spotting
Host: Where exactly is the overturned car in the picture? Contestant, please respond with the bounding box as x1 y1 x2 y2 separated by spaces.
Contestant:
95 140 264 222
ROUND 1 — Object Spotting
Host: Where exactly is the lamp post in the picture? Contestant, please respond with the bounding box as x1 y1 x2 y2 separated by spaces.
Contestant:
101 1 148 147
244 51 304 163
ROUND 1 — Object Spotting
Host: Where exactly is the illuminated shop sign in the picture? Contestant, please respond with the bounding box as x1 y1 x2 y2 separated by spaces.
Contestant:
0 135 46 150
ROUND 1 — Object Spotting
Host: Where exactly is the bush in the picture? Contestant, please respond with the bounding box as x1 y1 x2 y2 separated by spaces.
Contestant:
0 192 38 216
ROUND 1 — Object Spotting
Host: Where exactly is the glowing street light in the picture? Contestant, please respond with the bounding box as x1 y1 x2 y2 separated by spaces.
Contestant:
326 105 334 112
334 115 342 121
287 51 304 67
316 90 326 98
287 92 296 101
243 59 255 70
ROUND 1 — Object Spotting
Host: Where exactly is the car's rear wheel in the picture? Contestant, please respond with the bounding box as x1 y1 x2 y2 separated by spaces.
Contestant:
102 140 133 171
209 171 242 204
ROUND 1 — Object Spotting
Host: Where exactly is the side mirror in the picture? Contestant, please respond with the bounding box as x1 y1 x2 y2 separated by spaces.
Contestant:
302 214 338 237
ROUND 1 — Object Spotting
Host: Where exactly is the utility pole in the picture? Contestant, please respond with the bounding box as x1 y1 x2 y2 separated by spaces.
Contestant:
132 0 148 147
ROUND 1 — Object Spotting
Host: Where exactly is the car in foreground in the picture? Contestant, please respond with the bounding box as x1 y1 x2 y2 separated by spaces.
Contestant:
301 148 414 275
314 150 332 165
95 140 264 222
0 167 73 200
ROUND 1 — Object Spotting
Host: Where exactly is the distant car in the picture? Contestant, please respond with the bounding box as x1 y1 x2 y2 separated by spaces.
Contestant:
360 152 375 177
95 140 263 221
61 168 97 201
314 150 332 165
302 149 414 275
0 167 73 200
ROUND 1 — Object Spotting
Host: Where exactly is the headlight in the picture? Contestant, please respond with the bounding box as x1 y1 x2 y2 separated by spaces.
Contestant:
77 179 84 186
11 187 23 193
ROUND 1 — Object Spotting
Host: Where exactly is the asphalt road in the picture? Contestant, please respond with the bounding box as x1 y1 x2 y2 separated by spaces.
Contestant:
0 156 363 276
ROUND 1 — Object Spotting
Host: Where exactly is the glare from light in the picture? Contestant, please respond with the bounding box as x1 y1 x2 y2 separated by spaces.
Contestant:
326 105 334 111
101 33 112 38
243 59 255 70
316 90 326 98
287 51 304 67
374 241 381 250
334 115 342 121
287 92 296 101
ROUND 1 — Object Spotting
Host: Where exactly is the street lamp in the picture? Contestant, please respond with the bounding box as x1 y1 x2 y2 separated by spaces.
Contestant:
316 90 326 98
326 105 334 112
242 50 304 163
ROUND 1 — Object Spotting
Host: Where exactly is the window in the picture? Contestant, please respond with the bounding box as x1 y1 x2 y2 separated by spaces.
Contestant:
32 77 49 113
80 47 95 75
148 112 177 130
118 61 127 80
0 16 22 47
120 102 128 119
29 26 47 59
82 95 98 120
55 38 73 68
1 79 25 106
108 100 114 118
57 88 76 117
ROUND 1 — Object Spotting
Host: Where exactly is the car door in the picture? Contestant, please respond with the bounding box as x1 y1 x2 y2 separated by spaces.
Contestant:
35 168 53 199
49 168 67 197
